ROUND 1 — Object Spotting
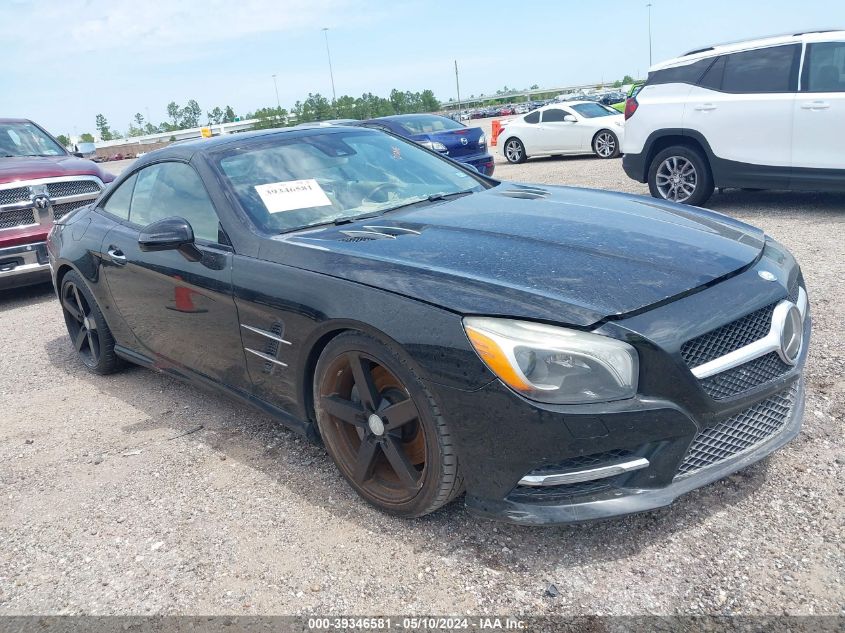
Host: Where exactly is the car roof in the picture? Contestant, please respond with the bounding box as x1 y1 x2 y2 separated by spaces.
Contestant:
366 113 448 122
652 29 845 71
131 125 375 167
0 118 33 124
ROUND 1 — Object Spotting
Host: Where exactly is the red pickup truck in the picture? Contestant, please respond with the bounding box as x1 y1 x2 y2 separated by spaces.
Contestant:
1 118 113 289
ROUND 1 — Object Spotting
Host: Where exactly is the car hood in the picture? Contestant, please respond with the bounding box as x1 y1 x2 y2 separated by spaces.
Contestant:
0 155 108 185
268 184 765 326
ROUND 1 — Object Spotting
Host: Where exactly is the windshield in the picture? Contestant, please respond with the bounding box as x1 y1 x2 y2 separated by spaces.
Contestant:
395 115 465 135
0 121 66 157
570 103 618 118
214 129 489 233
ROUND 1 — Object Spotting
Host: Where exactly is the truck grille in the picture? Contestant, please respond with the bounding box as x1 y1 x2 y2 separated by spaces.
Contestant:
0 186 30 206
676 382 798 477
52 199 92 220
46 180 102 198
0 208 38 229
0 178 102 231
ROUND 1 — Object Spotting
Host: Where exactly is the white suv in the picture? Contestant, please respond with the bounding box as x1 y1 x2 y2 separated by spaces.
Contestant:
622 30 845 205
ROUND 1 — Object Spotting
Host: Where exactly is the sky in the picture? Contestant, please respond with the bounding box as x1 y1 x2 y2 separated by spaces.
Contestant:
1 0 841 138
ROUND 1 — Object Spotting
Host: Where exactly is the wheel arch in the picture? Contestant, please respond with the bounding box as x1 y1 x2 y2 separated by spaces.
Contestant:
297 319 436 434
642 129 715 181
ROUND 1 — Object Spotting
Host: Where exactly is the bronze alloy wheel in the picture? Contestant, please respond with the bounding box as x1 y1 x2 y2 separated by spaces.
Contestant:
60 271 122 375
314 332 463 517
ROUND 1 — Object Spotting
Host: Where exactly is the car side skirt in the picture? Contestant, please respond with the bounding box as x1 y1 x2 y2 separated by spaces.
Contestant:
113 344 318 441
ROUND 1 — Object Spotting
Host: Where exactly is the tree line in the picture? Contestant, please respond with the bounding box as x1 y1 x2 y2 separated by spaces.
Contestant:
77 88 441 143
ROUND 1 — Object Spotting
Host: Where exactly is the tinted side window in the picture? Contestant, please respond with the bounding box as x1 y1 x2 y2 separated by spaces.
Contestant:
129 162 221 242
803 42 845 92
542 109 568 122
524 111 540 124
721 44 799 93
647 57 715 86
697 56 726 90
102 173 137 220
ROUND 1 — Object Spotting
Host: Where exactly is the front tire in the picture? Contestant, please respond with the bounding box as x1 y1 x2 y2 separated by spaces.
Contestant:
648 145 714 205
503 137 527 164
593 130 620 159
60 271 122 374
313 331 463 518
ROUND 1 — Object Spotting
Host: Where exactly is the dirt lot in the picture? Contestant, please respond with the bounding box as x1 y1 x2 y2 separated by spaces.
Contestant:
1 137 843 617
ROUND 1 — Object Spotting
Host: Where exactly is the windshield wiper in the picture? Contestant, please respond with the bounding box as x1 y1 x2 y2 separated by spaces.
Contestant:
373 189 477 216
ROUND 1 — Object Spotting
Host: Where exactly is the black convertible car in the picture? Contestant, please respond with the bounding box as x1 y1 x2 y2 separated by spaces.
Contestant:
47 126 810 525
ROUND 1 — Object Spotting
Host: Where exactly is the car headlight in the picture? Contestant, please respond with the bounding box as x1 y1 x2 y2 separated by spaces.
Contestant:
418 140 448 152
463 317 638 404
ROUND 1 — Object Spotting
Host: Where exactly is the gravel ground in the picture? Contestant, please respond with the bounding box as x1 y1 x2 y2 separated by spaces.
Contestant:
1 133 843 617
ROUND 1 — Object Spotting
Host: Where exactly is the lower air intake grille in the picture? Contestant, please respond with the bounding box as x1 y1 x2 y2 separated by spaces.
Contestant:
676 383 798 477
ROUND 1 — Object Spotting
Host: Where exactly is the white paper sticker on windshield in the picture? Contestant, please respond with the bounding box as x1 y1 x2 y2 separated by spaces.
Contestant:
255 179 332 213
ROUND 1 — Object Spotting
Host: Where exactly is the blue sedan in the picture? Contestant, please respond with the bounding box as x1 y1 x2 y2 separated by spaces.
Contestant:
358 113 495 176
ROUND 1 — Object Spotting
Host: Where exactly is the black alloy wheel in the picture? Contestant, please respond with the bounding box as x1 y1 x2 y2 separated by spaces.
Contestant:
60 271 122 374
314 332 463 517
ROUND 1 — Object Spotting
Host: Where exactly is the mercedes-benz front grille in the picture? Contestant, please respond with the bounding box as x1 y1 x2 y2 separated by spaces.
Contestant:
681 275 804 399
676 382 798 477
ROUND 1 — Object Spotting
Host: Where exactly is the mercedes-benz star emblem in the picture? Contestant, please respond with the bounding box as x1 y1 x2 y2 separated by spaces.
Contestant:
779 304 803 365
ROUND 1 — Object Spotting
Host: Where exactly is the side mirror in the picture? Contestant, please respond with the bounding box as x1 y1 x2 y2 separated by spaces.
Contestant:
138 217 202 262
563 115 577 123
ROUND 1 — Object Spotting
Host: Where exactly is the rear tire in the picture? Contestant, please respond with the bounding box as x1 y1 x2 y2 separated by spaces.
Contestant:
593 130 620 159
313 331 464 518
503 137 527 164
60 271 122 375
648 145 714 206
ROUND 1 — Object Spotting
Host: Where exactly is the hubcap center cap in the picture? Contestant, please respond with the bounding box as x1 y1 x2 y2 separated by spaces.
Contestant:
367 413 385 436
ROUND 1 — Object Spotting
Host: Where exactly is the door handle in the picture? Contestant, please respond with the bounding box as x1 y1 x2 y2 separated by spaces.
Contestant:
107 246 127 265
694 104 717 112
801 101 830 110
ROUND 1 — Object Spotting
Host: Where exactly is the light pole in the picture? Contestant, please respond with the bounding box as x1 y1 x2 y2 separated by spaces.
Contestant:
647 3 653 67
321 27 337 102
272 74 281 111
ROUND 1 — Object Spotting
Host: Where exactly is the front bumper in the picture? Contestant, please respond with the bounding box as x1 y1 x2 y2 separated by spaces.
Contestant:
0 241 51 290
465 377 805 524
429 248 809 525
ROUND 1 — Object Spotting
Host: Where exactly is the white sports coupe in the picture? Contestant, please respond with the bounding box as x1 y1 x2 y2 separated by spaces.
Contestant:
499 101 625 163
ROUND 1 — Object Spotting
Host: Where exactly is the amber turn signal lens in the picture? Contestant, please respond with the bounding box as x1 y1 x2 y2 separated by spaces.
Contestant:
465 326 533 391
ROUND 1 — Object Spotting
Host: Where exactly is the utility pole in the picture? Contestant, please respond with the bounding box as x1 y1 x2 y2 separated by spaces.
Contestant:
322 28 337 102
272 74 281 111
455 60 462 115
647 3 653 67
